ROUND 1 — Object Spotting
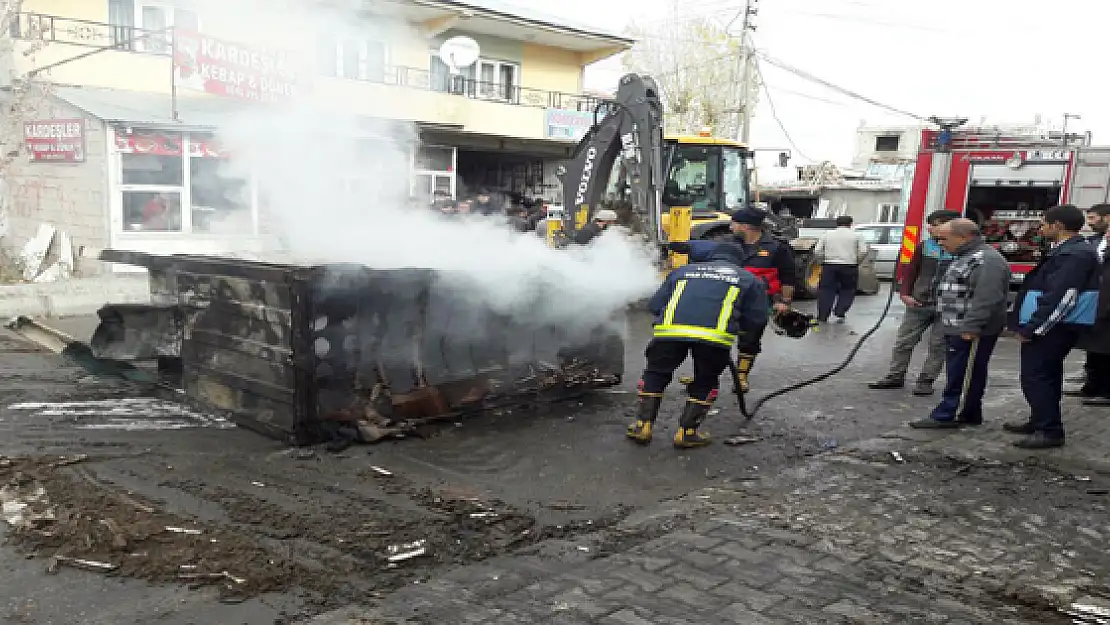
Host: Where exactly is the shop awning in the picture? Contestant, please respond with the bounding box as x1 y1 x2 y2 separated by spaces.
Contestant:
51 85 253 131
50 86 407 136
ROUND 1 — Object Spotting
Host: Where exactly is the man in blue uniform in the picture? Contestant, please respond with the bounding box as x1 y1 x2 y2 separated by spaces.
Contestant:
628 244 769 448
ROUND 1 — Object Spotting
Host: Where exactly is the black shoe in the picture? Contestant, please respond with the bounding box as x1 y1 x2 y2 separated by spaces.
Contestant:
1081 397 1110 407
908 418 960 429
1064 386 1098 397
911 381 935 396
1002 421 1035 435
1013 433 1064 449
868 377 905 390
833 315 846 324
955 417 982 427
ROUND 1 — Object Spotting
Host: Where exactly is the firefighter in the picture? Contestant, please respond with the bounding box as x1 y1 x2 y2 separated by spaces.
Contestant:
667 208 795 391
628 244 769 448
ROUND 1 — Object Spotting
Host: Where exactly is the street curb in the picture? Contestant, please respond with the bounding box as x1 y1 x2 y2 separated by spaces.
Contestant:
0 276 149 318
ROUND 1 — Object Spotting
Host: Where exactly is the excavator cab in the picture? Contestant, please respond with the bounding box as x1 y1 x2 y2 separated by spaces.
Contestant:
659 132 752 251
555 74 754 272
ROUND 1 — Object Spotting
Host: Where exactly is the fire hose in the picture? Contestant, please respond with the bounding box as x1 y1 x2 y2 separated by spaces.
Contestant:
728 276 900 421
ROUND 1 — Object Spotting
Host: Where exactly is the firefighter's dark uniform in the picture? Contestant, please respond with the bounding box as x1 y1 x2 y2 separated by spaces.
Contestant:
629 246 769 448
681 213 796 393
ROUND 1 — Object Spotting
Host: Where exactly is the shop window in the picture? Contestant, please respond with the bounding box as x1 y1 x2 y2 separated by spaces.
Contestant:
190 157 250 233
122 152 183 186
416 146 453 171
122 191 183 232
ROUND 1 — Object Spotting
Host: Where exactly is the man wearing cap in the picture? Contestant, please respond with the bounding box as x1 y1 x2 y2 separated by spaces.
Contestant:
628 243 769 448
725 208 798 392
666 208 796 392
573 209 620 245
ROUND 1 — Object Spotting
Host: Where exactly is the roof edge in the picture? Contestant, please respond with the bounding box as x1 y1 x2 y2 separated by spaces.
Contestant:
407 0 636 47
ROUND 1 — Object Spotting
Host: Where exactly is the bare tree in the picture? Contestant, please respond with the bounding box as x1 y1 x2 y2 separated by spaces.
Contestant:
623 8 753 139
0 1 52 280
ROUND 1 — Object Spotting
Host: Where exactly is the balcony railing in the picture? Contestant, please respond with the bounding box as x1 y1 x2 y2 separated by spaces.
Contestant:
9 12 171 55
10 12 606 113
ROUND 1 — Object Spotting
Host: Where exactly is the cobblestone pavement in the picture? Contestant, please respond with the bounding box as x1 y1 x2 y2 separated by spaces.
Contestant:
313 448 1110 625
310 375 1110 625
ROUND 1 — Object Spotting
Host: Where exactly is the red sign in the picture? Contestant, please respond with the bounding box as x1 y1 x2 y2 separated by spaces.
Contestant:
24 119 85 162
173 31 298 102
115 132 228 158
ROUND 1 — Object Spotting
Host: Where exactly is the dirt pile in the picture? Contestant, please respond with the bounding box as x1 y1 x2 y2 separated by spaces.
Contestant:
0 454 319 599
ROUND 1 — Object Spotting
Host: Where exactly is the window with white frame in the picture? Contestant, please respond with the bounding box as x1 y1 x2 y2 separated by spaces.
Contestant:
429 54 520 103
117 131 252 234
318 37 387 82
108 0 199 54
876 203 902 223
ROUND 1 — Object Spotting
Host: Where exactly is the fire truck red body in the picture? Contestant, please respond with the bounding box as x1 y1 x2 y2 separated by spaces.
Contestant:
897 128 1110 288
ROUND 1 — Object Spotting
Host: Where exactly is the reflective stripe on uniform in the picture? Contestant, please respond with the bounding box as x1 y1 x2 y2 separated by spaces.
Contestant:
654 281 741 347
652 324 736 346
716 285 740 333
662 279 688 325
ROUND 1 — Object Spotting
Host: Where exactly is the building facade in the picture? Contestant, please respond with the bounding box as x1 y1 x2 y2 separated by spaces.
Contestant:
0 0 632 272
850 124 924 171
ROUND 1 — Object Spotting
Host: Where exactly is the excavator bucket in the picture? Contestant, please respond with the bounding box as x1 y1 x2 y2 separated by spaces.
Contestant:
88 250 626 445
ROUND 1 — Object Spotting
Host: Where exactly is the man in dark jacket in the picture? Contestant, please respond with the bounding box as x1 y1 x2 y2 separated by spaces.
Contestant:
1005 205 1102 448
1077 215 1110 406
870 209 961 395
628 244 769 449
1066 203 1110 394
725 208 797 392
574 209 619 245
666 208 795 392
910 218 1011 429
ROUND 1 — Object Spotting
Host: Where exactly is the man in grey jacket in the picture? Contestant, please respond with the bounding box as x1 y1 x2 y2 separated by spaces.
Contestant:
910 218 1012 429
869 209 961 395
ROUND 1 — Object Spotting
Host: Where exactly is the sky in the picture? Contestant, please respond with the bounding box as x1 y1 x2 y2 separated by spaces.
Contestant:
520 0 1108 178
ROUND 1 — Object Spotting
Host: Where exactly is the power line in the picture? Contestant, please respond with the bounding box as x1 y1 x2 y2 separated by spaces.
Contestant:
752 58 815 162
755 50 929 121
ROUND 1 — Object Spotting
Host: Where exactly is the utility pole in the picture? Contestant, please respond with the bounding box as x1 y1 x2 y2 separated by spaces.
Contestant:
734 0 758 144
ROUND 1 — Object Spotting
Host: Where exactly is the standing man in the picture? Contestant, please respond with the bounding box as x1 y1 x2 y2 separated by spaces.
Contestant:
573 209 619 245
814 216 870 323
1077 211 1110 406
869 210 961 395
1004 205 1102 448
724 208 797 393
910 218 1011 429
1065 204 1110 392
627 245 769 448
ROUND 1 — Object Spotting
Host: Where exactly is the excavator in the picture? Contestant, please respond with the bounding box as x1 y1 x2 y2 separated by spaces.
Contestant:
550 73 800 269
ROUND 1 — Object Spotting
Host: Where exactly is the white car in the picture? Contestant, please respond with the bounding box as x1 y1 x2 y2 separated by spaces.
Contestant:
853 223 904 279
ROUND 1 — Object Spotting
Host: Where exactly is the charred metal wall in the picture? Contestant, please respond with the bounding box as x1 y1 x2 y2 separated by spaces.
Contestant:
97 251 625 445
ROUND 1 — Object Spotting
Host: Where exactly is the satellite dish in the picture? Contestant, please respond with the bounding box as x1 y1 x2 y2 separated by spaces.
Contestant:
438 36 480 74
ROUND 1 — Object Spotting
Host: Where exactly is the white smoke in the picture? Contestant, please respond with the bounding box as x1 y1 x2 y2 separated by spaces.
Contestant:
200 1 660 326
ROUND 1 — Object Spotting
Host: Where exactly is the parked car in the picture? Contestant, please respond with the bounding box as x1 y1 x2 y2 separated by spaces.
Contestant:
853 223 903 280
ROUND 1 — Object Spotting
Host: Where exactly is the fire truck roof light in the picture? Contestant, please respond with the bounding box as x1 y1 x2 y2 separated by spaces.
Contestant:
698 127 712 137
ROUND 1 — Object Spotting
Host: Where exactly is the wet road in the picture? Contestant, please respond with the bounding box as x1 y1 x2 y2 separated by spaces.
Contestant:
0 287 1014 624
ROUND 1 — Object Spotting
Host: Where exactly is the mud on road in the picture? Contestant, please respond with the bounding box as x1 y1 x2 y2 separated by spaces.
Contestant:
0 303 947 622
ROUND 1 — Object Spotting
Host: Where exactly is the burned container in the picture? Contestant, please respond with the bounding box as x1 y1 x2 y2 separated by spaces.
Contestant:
91 251 626 445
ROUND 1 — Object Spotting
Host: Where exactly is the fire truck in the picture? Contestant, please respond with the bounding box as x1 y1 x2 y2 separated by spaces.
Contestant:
897 126 1110 288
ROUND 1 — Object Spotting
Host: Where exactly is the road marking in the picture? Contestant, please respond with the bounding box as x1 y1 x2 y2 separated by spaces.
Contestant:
5 398 233 431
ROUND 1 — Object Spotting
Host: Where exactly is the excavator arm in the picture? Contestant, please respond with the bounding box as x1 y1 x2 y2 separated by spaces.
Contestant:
556 73 666 244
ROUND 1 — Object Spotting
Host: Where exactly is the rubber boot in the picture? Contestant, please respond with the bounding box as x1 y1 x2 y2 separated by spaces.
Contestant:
735 353 756 394
626 393 662 445
673 399 712 448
